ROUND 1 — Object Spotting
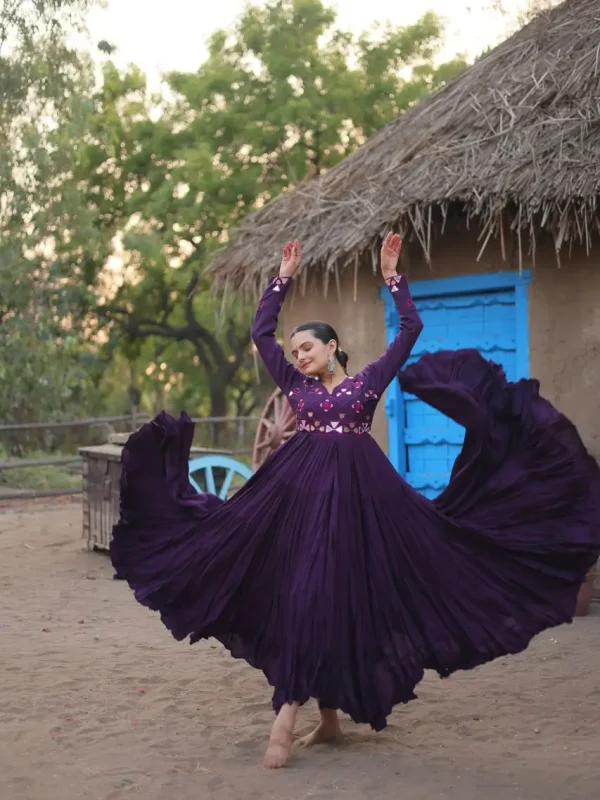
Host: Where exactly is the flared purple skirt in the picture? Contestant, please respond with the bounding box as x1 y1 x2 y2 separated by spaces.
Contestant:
111 350 600 731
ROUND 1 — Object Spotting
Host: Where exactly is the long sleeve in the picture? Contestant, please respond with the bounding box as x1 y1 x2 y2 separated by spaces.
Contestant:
360 274 423 395
251 276 302 395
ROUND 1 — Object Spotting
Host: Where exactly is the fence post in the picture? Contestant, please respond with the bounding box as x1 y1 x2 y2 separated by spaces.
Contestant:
130 406 138 432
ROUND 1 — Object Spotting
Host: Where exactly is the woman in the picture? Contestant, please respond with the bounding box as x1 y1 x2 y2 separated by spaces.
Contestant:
111 234 600 770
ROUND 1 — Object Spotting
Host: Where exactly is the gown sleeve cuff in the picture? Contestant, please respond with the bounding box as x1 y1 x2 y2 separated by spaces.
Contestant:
384 274 405 292
269 276 293 291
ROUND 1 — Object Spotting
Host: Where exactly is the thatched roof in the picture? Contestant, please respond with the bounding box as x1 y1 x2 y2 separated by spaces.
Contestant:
211 0 600 292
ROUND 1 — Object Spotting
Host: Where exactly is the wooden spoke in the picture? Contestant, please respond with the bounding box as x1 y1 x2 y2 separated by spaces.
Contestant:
252 388 296 471
205 466 216 495
188 456 253 499
219 469 235 499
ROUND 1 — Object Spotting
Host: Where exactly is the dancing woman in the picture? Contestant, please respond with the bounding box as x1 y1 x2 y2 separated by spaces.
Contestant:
111 234 600 769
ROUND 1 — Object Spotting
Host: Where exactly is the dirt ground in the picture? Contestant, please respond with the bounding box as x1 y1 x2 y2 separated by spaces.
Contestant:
1 500 599 800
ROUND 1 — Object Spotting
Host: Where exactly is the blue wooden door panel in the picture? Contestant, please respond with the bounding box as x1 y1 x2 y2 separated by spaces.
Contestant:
383 272 530 500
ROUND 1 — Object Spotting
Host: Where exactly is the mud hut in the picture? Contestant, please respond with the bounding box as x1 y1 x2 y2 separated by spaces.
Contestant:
211 0 600 497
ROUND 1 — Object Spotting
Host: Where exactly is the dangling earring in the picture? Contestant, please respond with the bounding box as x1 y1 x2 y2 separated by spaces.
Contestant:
327 353 336 375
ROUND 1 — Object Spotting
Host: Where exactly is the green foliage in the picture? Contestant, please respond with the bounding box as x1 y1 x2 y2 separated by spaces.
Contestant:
2 0 470 428
50 0 467 419
166 1 466 217
0 447 81 491
0 320 96 423
0 0 96 140
0 0 103 425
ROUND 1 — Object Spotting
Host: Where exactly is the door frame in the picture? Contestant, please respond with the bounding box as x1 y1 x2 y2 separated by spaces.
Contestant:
381 270 531 477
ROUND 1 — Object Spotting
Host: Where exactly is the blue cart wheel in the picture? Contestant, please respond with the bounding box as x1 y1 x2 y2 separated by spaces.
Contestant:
188 455 253 499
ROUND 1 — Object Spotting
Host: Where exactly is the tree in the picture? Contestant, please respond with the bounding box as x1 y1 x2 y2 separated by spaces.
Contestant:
0 0 102 424
55 0 467 420
167 0 466 204
0 0 97 174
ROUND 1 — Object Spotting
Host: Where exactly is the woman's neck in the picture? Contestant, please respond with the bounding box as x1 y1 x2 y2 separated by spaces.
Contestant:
318 367 347 386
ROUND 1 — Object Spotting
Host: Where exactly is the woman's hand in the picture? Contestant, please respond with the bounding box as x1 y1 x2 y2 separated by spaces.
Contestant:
380 232 402 279
279 240 301 279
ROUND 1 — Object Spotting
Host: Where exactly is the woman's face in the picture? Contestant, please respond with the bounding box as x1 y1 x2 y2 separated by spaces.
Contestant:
290 330 336 377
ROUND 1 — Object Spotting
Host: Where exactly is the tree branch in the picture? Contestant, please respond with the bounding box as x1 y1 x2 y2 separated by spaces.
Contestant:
222 326 252 383
103 301 202 345
184 270 228 370
192 339 212 373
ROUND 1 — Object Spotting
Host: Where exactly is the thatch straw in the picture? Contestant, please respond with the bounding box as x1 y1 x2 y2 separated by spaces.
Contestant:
210 0 600 292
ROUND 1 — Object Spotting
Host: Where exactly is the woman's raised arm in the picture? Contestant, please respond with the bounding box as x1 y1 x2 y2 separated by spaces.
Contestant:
359 234 423 394
251 241 303 395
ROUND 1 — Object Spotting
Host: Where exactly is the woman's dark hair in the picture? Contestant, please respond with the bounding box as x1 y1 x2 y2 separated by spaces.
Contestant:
291 321 349 370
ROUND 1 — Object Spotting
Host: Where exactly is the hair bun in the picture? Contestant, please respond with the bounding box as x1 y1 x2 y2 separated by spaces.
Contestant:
336 348 349 370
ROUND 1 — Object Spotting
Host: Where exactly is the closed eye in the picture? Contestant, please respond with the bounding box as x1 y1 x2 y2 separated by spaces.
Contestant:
292 343 313 359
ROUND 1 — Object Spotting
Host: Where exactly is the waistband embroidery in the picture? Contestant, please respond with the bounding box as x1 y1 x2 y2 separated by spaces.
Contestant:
296 419 371 435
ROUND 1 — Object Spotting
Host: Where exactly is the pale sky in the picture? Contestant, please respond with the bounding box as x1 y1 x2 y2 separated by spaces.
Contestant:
83 0 531 84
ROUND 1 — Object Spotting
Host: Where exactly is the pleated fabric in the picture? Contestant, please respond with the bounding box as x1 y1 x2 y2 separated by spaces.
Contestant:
111 349 600 731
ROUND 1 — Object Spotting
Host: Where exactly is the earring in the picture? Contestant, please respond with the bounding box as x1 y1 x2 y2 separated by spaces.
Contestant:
327 353 336 375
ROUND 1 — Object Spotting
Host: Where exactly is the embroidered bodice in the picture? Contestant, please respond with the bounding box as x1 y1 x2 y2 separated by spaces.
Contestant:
252 274 423 436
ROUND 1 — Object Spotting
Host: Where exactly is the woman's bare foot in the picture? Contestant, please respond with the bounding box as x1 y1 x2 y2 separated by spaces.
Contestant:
263 703 298 769
297 708 341 748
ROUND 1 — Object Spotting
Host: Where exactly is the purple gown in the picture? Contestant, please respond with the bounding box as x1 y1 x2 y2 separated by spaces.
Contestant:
111 274 600 732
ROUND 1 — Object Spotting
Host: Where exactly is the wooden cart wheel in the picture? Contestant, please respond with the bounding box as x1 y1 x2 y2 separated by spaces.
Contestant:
252 388 296 471
188 456 253 499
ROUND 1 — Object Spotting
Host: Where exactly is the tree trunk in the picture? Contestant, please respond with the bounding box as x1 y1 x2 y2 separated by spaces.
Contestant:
208 380 229 446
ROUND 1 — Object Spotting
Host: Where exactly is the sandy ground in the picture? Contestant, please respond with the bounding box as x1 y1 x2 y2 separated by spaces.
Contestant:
1 501 599 800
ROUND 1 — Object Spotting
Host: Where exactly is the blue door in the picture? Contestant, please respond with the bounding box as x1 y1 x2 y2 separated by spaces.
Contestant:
383 272 530 499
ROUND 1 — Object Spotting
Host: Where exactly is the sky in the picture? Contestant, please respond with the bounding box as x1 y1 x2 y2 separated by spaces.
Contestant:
83 0 532 84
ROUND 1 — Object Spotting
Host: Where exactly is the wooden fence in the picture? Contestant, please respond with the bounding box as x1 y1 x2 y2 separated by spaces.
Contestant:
0 412 259 500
